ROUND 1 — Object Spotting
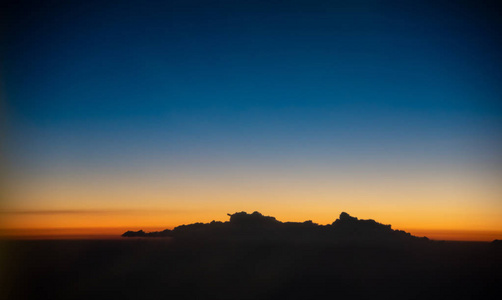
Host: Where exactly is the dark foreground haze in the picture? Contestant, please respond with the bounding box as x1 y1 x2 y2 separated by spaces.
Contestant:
2 212 501 300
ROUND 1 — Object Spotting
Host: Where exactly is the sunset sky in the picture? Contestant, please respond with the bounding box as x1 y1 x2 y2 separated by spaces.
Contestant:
2 0 501 241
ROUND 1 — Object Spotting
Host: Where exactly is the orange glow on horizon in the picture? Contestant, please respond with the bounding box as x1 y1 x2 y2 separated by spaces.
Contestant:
404 228 502 242
5 170 501 217
0 227 169 240
3 163 501 242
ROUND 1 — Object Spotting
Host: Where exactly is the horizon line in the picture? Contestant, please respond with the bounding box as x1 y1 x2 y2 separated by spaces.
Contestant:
1 227 501 242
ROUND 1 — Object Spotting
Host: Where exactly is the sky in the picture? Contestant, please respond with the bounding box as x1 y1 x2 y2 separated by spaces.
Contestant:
2 0 502 240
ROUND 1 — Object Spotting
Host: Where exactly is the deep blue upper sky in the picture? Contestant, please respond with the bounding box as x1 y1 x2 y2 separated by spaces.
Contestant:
4 0 502 174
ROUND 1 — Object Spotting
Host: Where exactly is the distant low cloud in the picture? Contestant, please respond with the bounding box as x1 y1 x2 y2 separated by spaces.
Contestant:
0 209 180 215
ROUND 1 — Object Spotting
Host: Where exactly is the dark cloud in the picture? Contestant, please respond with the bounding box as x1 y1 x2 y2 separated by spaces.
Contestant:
124 211 430 244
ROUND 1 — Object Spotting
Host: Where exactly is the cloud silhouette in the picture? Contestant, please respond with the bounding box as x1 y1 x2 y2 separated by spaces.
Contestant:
123 211 429 244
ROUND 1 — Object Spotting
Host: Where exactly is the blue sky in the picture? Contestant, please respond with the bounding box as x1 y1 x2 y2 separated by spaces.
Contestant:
2 1 502 235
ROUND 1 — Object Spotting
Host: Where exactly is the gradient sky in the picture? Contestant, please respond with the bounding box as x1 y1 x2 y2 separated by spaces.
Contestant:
2 0 502 240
